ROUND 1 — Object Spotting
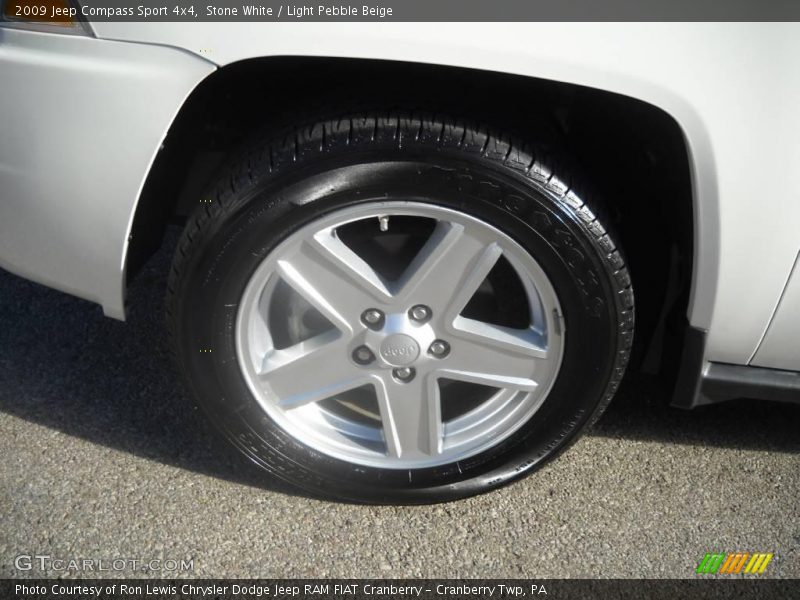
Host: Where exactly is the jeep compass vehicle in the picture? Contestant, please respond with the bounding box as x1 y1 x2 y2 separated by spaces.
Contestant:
1 12 798 502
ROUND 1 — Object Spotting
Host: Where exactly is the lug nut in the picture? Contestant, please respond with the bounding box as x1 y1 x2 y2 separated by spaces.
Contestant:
393 367 415 382
353 345 375 365
361 309 384 327
429 340 450 358
409 305 431 322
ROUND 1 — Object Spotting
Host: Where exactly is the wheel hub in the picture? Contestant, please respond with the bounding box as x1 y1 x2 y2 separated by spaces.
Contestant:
379 333 420 367
360 310 434 369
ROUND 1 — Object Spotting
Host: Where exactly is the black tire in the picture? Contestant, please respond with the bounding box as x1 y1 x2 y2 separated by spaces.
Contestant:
167 112 634 504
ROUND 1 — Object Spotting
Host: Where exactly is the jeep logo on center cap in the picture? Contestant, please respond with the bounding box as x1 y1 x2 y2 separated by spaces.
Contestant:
379 334 420 366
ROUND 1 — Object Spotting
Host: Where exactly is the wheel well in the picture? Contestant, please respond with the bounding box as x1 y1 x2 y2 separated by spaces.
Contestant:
130 56 694 379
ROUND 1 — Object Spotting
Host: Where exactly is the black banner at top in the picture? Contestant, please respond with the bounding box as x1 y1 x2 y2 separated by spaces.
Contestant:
5 0 800 22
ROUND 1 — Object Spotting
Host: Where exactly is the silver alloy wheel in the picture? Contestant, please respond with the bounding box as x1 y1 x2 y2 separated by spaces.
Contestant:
236 202 565 469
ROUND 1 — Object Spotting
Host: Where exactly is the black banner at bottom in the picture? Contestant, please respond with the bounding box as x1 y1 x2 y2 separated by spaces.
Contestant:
3 579 798 600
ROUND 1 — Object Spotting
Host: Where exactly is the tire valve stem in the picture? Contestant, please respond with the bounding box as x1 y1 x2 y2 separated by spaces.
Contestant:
379 215 389 232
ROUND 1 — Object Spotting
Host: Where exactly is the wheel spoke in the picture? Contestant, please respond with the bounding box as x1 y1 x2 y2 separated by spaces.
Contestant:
376 374 442 459
438 322 552 391
277 229 392 331
258 332 367 409
394 221 502 319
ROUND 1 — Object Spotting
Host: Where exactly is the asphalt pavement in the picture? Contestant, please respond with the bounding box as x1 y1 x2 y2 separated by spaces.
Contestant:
1 227 798 579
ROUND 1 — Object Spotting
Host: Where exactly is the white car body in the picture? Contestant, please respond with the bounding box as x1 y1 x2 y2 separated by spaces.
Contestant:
1 21 799 405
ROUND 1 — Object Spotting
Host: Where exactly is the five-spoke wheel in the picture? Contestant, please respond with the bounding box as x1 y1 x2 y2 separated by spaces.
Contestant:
236 203 564 468
168 112 633 502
